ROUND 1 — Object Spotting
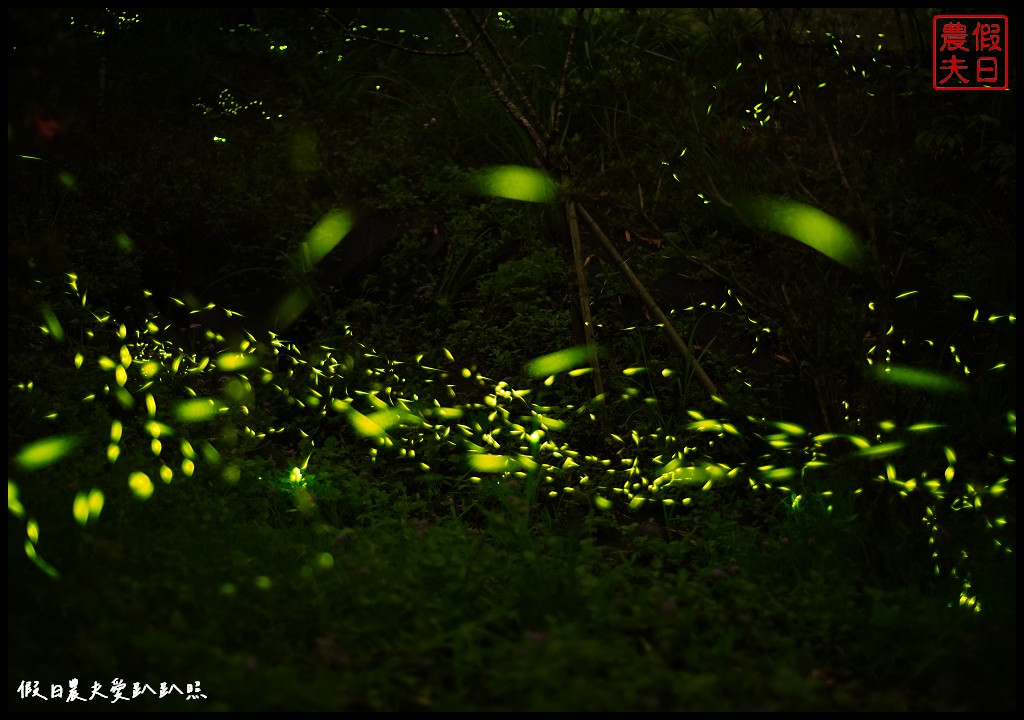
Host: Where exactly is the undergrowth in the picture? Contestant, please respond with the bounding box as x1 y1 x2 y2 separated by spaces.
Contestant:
8 269 1015 712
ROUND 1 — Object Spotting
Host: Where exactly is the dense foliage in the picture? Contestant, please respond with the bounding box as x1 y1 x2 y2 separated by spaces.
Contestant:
8 8 1015 711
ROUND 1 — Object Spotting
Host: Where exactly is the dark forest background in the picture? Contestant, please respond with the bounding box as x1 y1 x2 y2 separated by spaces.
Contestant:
8 8 1015 712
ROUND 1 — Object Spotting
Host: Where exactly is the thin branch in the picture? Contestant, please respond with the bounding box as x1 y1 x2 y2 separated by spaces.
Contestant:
465 9 545 137
549 8 585 147
577 204 719 399
566 198 608 430
441 8 548 162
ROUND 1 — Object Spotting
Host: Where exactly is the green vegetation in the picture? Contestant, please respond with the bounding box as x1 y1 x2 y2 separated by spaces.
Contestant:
9 8 1014 712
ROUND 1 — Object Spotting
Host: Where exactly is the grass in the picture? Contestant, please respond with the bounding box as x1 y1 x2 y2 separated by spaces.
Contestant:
7 275 1015 712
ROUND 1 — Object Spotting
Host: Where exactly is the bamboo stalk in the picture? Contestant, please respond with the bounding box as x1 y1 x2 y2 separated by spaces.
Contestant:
566 199 608 426
576 204 719 399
